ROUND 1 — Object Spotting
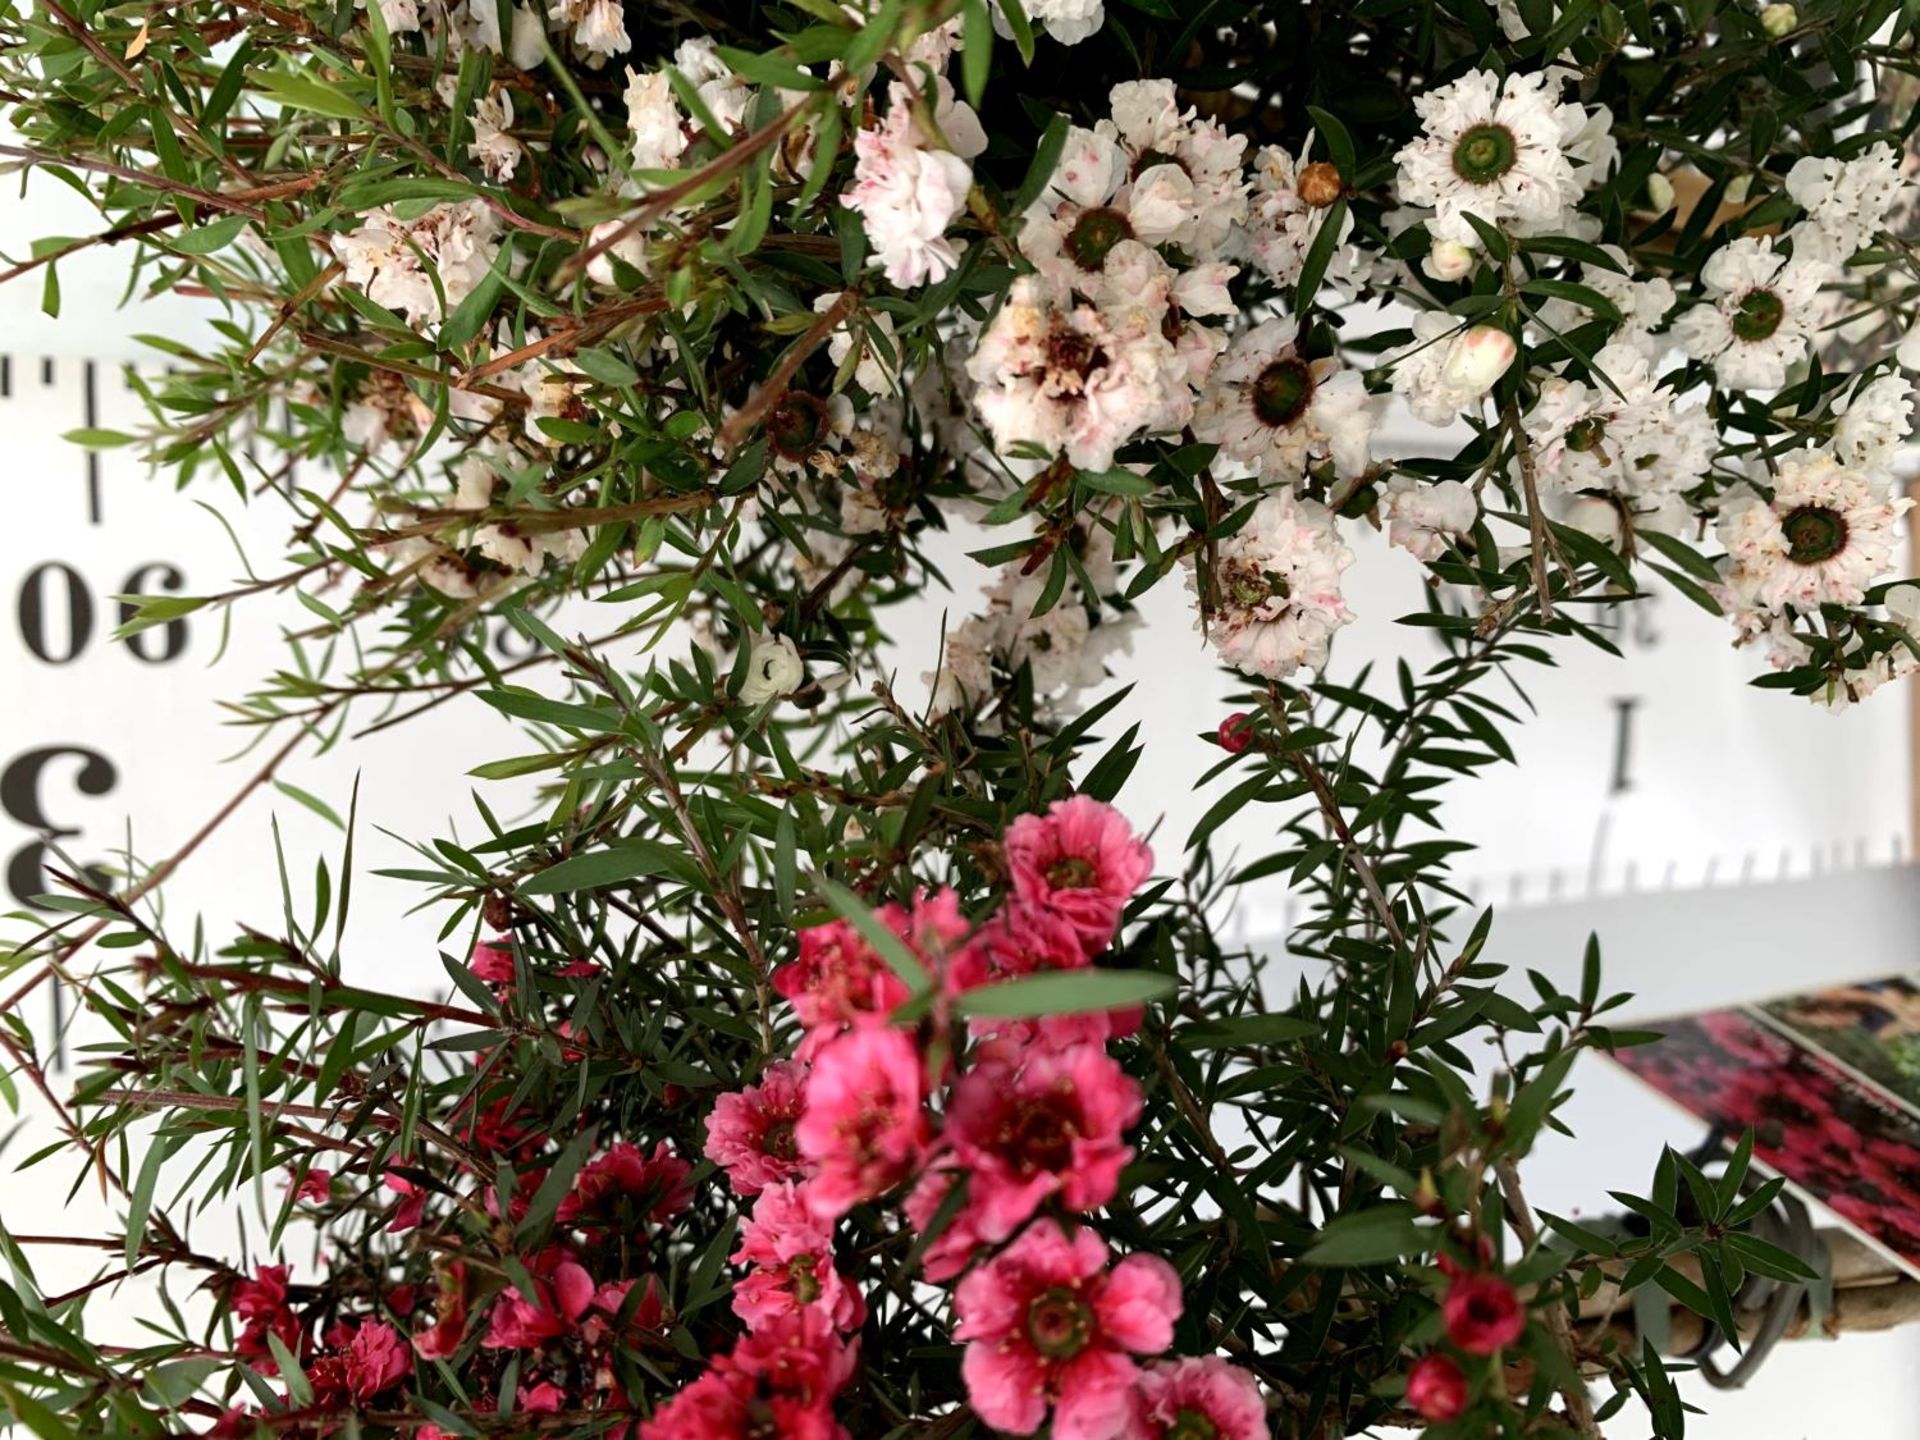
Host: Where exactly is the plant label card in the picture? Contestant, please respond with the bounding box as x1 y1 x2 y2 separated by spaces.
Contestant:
1611 980 1920 1282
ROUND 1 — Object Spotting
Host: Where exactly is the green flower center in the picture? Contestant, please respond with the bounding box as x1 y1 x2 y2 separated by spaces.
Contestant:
1024 1287 1094 1360
1731 288 1786 342
1169 1410 1220 1440
787 1255 821 1304
1452 123 1519 184
1046 856 1099 890
1566 416 1608 453
1064 206 1135 272
1227 566 1290 609
767 393 829 459
762 1118 799 1161
1251 358 1316 429
1783 505 1848 565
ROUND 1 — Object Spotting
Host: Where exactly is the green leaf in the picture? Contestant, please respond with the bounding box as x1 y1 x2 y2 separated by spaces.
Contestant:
123 1137 171 1272
258 67 366 122
953 969 1176 1019
817 877 930 992
476 688 621 732
272 780 344 831
1010 112 1070 215
62 428 135 448
517 843 690 896
171 214 250 255
1179 1013 1318 1049
1304 1203 1432 1265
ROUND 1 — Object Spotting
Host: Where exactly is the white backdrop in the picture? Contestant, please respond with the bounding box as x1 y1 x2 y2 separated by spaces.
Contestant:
4 154 1917 1434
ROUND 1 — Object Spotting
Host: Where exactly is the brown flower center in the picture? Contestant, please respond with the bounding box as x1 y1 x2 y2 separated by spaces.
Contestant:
1024 1286 1094 1360
1251 358 1316 429
1782 505 1848 565
1046 326 1108 386
767 392 829 459
998 1093 1081 1175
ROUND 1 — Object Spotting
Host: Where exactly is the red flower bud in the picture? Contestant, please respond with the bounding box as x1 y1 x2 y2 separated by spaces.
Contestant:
1406 1353 1468 1422
1217 712 1255 753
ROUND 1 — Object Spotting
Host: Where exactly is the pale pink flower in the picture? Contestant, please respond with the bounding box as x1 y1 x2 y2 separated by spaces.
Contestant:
795 1024 930 1219
704 1060 814 1197
732 1181 867 1333
946 1044 1141 1241
843 81 983 288
1130 1357 1268 1440
1002 796 1153 950
954 1221 1182 1440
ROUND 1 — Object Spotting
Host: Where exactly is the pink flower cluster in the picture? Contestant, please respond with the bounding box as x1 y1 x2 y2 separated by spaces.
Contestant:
675 797 1265 1438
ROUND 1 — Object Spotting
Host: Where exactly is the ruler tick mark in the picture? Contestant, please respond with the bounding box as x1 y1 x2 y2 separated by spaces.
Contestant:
82 360 102 526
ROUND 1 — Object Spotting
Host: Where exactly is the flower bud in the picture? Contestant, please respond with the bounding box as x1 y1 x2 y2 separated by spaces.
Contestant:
1217 712 1255 753
1645 170 1676 216
1439 325 1518 396
1406 1353 1468 1422
1422 239 1477 283
1296 161 1343 208
738 634 806 705
1759 2 1797 37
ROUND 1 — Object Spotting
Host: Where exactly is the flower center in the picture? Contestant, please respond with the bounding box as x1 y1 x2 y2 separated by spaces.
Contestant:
1169 1410 1220 1440
998 1093 1081 1174
1064 206 1135 272
1731 288 1786 342
767 392 829 459
762 1118 799 1161
1782 505 1849 564
1226 564 1290 610
1046 855 1100 890
786 1255 822 1304
1296 161 1343 208
1046 326 1108 386
1565 416 1608 453
1251 358 1316 429
1451 123 1519 184
1024 1287 1094 1360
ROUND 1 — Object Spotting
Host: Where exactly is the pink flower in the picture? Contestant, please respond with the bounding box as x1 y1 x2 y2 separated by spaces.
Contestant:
1003 797 1153 951
1132 1357 1267 1440
704 1060 814 1197
289 1168 332 1204
950 906 1139 1051
946 1044 1141 1242
384 1171 427 1233
483 1250 596 1350
469 937 515 984
519 1380 567 1414
733 1181 867 1334
231 1264 304 1372
411 1261 471 1361
953 1220 1182 1440
1442 1271 1525 1355
843 81 979 289
556 1141 693 1232
776 890 968 1057
795 1024 930 1219
637 1310 855 1440
903 1163 987 1283
1406 1353 1468 1422
345 1320 411 1401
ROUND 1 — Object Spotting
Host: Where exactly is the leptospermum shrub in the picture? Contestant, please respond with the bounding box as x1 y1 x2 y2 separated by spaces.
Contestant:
0 0 1915 1436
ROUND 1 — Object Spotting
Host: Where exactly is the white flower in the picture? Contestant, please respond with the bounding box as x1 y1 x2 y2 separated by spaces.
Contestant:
1247 140 1366 293
817 292 900 394
1095 81 1248 258
738 635 806 705
519 356 587 445
469 90 524 183
624 69 688 171
1551 489 1688 547
585 218 648 287
508 6 546 69
1192 318 1377 484
1898 320 1920 373
1380 476 1477 561
337 200 503 331
966 276 1187 470
1001 0 1104 46
1786 142 1906 266
1186 491 1355 679
547 0 627 61
1390 315 1517 425
1535 244 1676 359
926 615 997 716
1715 448 1911 618
1672 236 1827 390
365 0 420 34
1832 373 1915 481
1759 2 1797 36
673 37 753 134
1525 343 1716 500
1393 68 1599 250
843 80 983 288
